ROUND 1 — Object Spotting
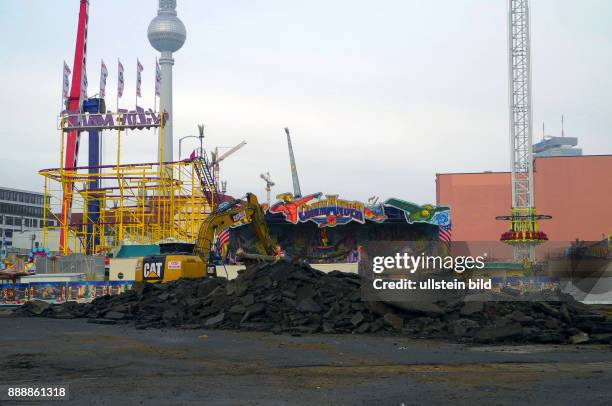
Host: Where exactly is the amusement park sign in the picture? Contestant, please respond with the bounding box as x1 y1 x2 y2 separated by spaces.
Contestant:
269 193 387 228
268 193 451 228
59 106 169 131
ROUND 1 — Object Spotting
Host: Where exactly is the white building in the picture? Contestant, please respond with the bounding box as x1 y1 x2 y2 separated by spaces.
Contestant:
0 186 57 251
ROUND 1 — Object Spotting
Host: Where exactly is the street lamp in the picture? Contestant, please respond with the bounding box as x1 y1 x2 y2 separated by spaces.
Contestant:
178 135 198 160
178 124 205 160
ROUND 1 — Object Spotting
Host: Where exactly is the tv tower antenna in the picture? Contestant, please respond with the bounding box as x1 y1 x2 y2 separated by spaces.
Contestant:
284 127 302 198
497 0 550 261
260 172 275 206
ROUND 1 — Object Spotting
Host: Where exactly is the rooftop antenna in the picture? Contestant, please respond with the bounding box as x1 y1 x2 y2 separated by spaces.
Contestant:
284 127 302 198
561 114 565 137
260 172 275 206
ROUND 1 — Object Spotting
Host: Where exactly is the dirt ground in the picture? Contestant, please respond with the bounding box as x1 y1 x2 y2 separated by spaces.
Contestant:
1 317 612 405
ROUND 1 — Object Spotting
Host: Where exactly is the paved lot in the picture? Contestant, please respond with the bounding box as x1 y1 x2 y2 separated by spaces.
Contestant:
1 317 612 405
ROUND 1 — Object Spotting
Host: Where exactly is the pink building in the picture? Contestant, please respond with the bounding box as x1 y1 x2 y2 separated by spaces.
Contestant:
436 155 612 243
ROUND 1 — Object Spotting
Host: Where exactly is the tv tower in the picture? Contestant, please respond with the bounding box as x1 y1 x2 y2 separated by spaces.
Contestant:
147 0 186 163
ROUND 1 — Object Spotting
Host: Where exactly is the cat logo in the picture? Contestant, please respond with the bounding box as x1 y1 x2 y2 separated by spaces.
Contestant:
143 261 164 280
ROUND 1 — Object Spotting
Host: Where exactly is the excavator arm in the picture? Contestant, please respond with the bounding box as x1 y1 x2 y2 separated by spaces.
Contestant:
193 193 275 264
137 193 275 283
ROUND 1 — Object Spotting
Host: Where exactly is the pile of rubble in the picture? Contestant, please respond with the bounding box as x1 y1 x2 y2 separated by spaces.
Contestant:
15 261 612 344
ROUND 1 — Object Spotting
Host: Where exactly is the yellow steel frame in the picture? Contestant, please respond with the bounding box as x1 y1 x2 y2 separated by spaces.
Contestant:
40 159 213 255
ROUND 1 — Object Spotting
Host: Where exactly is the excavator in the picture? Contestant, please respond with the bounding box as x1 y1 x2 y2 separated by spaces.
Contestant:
135 193 276 283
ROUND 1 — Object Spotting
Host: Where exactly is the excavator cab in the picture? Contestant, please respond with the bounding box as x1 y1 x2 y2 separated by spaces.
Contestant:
136 243 216 284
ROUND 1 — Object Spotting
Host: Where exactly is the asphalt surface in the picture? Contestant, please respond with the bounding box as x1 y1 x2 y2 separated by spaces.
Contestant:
1 317 612 405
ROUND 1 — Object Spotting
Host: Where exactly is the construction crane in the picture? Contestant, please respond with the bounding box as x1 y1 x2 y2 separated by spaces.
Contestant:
260 172 275 206
211 141 246 192
497 0 550 261
284 127 302 198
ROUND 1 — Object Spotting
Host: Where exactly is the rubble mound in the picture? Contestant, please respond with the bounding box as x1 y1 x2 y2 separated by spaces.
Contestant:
15 261 612 344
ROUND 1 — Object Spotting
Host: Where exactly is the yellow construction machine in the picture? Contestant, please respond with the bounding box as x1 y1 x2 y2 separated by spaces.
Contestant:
135 193 276 283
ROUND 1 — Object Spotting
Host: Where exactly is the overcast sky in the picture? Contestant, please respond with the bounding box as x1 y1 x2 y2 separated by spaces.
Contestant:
1 0 611 205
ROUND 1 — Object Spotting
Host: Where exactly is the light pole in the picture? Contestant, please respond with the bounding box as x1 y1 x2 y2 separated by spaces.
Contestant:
178 135 198 160
178 124 205 160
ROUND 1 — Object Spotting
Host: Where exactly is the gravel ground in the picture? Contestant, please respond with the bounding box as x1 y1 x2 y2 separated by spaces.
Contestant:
1 317 612 405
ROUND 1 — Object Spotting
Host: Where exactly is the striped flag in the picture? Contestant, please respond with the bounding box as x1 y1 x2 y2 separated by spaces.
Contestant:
117 59 124 98
155 58 161 97
136 58 143 98
217 228 230 248
62 61 71 102
439 222 452 249
99 60 108 98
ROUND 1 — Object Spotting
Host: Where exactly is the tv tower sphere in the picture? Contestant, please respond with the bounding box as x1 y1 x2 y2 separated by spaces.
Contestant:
147 0 186 53
148 0 186 164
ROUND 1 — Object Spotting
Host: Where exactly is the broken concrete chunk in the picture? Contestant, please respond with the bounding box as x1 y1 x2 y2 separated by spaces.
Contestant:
383 313 404 331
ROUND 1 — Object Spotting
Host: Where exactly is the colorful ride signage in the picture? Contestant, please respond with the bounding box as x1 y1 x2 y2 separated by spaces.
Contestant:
59 107 169 131
268 193 451 228
269 193 387 228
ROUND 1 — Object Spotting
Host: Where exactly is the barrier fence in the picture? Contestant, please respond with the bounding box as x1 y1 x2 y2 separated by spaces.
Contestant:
1 281 134 305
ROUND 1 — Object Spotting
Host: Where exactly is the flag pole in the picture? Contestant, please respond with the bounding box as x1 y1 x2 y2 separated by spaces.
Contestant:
154 57 157 113
135 58 138 109
99 59 103 170
116 58 119 114
61 62 64 113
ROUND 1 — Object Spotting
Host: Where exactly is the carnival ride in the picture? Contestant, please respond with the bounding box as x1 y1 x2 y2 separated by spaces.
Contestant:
43 0 227 257
496 0 551 260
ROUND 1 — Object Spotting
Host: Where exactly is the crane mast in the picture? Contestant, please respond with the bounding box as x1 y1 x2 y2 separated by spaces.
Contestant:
260 172 275 206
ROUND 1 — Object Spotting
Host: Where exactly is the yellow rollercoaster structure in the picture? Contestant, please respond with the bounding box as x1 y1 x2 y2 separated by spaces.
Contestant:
41 112 219 255
40 159 216 255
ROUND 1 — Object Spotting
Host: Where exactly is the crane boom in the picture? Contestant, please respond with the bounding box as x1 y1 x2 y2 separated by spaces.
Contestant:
216 141 247 164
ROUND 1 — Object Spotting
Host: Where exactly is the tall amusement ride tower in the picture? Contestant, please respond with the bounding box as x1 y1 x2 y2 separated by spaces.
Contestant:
498 0 550 261
147 0 186 163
